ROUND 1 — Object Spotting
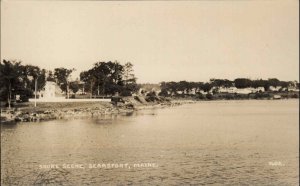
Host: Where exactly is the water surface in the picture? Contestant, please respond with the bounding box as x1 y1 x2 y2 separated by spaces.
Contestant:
1 100 299 185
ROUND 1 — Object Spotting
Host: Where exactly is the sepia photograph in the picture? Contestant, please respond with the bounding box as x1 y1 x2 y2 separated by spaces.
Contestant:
1 0 299 185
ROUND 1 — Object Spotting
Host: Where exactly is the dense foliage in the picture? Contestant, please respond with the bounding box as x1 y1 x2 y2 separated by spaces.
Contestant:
0 60 46 107
1 59 299 107
0 60 139 106
160 78 298 97
80 61 138 97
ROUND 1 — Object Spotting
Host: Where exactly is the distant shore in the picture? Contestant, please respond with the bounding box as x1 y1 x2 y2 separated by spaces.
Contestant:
0 92 298 124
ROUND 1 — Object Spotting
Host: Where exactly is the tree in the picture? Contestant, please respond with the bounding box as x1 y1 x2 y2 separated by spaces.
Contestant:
92 61 124 96
22 65 46 92
0 60 21 108
268 78 280 88
158 89 169 97
92 62 110 95
80 61 127 97
178 81 189 94
188 82 198 93
234 78 252 88
0 60 23 108
251 79 265 88
46 70 56 82
201 82 212 92
122 62 138 95
0 60 48 106
22 65 46 106
279 81 288 88
195 82 204 93
69 81 80 94
160 81 178 95
210 79 233 88
123 62 136 85
80 69 96 98
104 61 124 95
54 68 74 98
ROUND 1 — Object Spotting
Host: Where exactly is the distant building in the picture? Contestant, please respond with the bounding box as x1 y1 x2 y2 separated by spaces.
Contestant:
255 87 265 92
269 86 282 92
218 87 238 93
41 81 56 99
39 81 65 100
235 88 252 94
218 86 265 94
198 90 207 95
287 81 299 92
176 90 184 95
188 88 197 95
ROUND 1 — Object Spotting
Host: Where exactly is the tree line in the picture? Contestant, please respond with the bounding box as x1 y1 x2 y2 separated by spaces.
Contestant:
159 78 299 97
80 61 138 97
1 59 299 108
0 60 138 108
0 60 46 108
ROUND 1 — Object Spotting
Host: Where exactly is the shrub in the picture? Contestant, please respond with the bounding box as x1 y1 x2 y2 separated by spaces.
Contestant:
291 94 299 98
196 92 205 99
146 91 157 97
145 96 156 102
120 89 132 97
224 94 234 100
159 96 171 102
254 93 271 99
158 90 169 97
145 92 160 102
206 93 213 100
19 89 33 102
125 103 135 109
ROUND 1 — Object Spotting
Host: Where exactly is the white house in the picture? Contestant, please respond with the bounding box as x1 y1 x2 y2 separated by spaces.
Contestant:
269 86 282 91
218 87 238 93
39 81 65 100
235 88 252 94
41 81 56 99
254 87 265 92
217 86 265 94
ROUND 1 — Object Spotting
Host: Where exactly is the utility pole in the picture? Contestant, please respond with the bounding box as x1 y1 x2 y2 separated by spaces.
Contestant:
67 81 70 99
34 77 37 107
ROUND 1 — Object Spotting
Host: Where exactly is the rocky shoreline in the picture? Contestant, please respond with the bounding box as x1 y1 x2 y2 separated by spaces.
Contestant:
0 96 191 124
3 93 296 124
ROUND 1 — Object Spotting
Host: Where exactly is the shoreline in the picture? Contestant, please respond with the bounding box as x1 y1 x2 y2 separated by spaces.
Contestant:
0 97 192 123
0 96 298 124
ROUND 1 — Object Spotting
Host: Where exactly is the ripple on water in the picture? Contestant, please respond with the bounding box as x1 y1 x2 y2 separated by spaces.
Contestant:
1 100 299 185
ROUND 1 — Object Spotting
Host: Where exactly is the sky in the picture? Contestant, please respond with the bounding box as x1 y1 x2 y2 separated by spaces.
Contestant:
1 0 299 83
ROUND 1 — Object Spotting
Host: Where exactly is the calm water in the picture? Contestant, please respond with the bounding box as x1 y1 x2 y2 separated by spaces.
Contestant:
1 100 299 185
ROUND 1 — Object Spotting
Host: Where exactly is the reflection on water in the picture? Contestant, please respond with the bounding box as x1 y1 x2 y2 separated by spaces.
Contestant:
1 100 299 185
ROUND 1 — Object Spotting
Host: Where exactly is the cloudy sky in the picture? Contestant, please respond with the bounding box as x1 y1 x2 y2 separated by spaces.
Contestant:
1 0 299 83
